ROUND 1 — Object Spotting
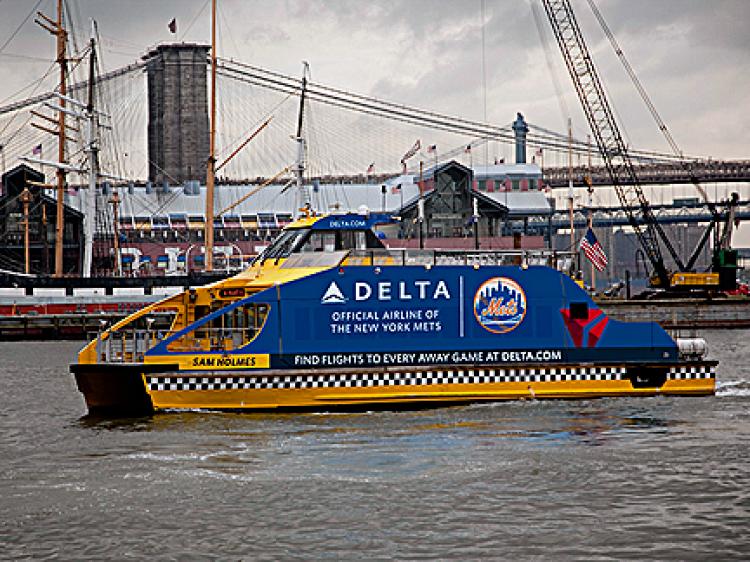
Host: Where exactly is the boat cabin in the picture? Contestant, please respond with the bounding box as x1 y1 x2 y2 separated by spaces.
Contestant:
84 211 575 364
255 212 391 262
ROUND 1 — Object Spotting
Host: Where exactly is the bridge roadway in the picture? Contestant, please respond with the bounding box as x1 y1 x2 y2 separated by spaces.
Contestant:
229 159 750 189
542 161 750 187
539 199 750 229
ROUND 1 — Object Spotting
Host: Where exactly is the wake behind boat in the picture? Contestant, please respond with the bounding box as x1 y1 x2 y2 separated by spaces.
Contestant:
71 211 715 416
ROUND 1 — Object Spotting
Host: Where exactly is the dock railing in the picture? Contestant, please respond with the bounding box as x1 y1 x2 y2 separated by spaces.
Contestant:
95 328 156 363
95 326 260 363
342 249 577 270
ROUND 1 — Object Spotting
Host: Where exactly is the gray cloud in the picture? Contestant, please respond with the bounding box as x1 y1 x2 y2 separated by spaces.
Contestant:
0 0 747 160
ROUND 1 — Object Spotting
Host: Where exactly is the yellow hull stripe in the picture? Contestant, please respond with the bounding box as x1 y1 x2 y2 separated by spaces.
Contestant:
144 377 715 410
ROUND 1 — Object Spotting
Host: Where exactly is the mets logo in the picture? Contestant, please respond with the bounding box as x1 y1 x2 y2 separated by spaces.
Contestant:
473 277 527 334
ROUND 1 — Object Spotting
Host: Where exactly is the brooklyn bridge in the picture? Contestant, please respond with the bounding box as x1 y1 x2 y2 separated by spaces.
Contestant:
1 53 749 188
0 45 748 281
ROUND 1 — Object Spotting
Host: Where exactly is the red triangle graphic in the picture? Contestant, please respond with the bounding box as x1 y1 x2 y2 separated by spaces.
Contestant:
560 308 603 348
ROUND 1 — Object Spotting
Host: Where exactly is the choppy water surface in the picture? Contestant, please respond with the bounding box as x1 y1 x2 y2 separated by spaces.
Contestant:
1 331 749 560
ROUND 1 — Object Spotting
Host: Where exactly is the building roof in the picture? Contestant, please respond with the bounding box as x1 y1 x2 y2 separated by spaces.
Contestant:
59 161 550 220
64 181 423 219
1 164 84 219
480 191 553 217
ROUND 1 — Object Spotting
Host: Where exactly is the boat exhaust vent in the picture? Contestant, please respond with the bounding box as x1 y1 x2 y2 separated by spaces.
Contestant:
676 338 708 360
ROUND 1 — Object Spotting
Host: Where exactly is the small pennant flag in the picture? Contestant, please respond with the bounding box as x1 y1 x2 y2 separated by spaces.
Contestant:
168 18 177 34
426 144 437 153
580 227 608 271
32 143 42 155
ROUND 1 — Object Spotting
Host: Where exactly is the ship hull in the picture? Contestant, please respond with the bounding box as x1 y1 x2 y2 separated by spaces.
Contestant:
71 361 715 414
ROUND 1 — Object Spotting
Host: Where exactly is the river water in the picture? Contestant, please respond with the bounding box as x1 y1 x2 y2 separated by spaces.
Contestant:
1 331 749 560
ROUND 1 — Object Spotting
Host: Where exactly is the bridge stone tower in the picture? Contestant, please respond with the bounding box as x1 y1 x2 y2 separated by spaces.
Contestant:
145 43 210 184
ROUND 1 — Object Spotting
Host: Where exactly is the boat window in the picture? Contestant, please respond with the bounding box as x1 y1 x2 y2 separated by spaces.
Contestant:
338 230 367 251
334 230 386 251
300 231 336 253
167 303 270 352
296 229 385 253
257 228 310 262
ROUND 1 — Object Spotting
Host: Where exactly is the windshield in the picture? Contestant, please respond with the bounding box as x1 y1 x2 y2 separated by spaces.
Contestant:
252 225 387 265
254 228 310 263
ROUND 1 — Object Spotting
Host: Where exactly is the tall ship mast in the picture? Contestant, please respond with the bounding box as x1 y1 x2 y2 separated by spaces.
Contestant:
82 20 100 278
27 0 71 278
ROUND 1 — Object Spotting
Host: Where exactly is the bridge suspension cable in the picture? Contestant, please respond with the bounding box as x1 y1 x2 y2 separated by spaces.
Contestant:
217 58 701 167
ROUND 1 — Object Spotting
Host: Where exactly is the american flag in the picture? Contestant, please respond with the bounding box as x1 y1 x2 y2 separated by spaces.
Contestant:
580 227 608 271
366 162 375 175
391 183 401 194
464 144 472 153
32 144 42 155
400 140 421 166
426 144 437 153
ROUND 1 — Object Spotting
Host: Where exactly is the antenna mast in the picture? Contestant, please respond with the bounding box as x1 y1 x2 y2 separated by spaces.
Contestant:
204 0 217 271
295 62 310 216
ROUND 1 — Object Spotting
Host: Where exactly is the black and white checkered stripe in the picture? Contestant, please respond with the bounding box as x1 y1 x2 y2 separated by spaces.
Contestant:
668 365 715 380
147 366 627 392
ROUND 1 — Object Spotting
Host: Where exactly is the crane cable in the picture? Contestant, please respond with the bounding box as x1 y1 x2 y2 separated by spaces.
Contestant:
531 0 570 127
585 0 714 208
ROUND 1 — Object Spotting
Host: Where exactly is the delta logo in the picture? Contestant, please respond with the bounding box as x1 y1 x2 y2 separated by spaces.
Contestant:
473 277 527 334
321 281 347 304
321 279 451 304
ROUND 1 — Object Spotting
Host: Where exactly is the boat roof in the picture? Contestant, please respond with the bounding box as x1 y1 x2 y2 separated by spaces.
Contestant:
286 212 398 231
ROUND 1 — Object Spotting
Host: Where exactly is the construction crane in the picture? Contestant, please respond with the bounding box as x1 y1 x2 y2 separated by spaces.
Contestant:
541 0 737 292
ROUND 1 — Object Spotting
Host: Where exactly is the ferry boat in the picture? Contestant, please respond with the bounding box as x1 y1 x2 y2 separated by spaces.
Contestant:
71 211 715 415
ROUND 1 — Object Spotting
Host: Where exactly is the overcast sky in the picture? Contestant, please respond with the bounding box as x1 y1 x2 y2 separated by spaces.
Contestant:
1 0 749 160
